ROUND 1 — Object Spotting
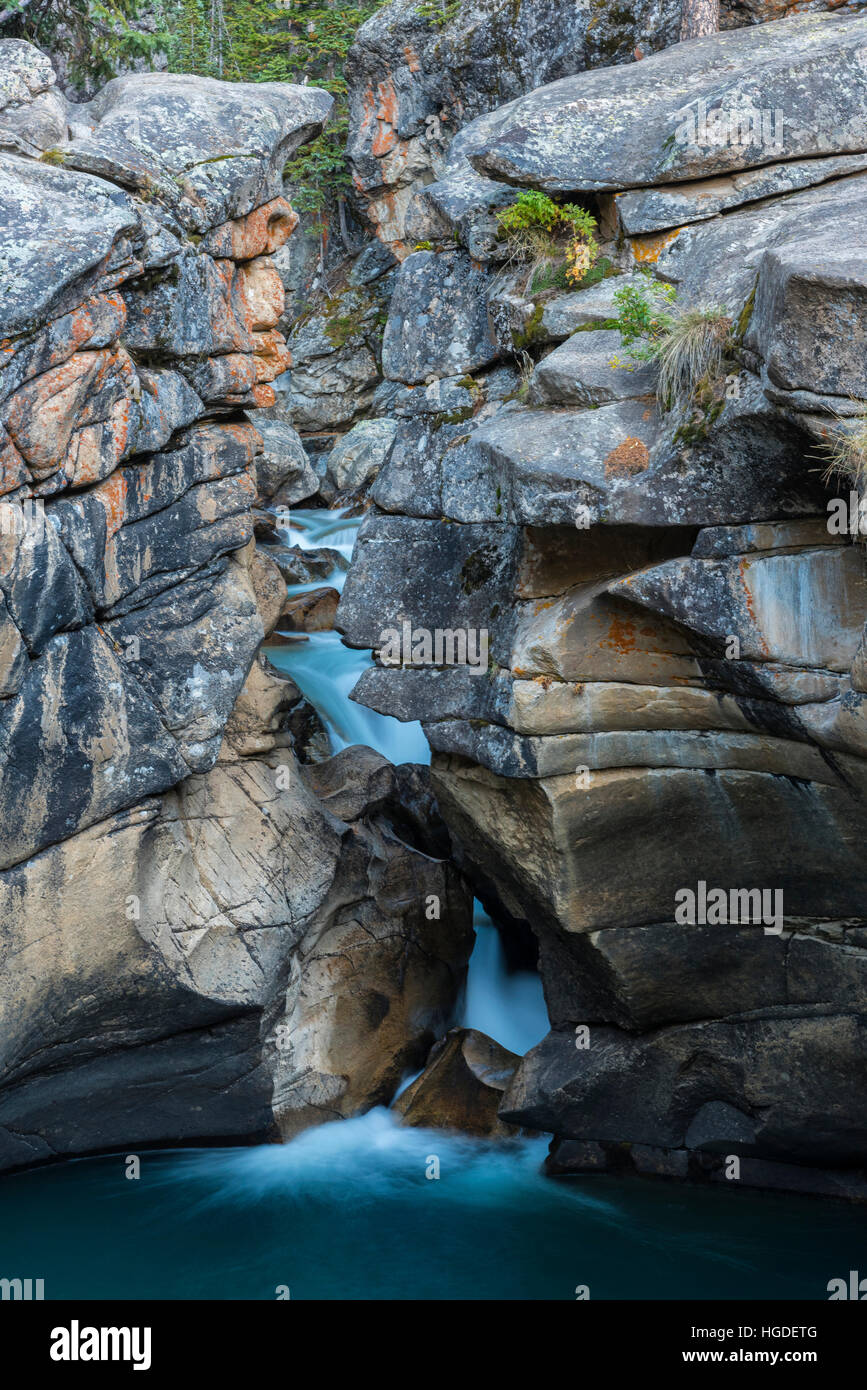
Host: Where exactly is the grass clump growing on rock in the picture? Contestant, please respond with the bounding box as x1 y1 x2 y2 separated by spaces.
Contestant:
611 271 732 413
655 307 733 413
821 407 867 490
496 191 600 293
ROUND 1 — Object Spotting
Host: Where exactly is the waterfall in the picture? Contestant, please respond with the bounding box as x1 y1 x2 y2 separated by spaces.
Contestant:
462 903 548 1056
264 508 430 763
268 630 431 762
266 506 548 1056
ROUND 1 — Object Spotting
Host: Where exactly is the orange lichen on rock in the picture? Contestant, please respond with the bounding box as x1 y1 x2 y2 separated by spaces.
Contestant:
94 468 129 539
253 331 291 383
66 397 134 488
371 78 400 157
4 348 131 477
220 421 263 458
600 613 640 655
206 197 299 261
239 258 286 333
0 425 29 496
630 228 682 264
739 557 771 655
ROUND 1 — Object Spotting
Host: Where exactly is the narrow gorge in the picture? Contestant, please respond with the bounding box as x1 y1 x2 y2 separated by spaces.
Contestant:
1 0 867 1306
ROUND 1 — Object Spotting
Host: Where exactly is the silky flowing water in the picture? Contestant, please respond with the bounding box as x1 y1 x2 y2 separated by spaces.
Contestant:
3 506 865 1300
264 508 430 761
1 1116 864 1300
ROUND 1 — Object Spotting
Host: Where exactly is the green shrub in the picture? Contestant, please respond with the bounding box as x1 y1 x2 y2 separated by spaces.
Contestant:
610 271 677 362
496 191 599 289
283 121 355 216
577 255 613 290
527 254 613 297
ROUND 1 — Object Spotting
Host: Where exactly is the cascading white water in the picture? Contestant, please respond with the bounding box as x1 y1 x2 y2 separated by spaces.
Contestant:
269 629 432 762
265 508 430 762
264 505 548 1057
462 903 549 1056
5 515 861 1303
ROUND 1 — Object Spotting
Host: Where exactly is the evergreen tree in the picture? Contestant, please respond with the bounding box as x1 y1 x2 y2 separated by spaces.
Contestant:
0 0 159 90
162 0 385 216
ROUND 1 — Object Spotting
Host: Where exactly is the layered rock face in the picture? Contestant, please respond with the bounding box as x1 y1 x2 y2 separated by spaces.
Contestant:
338 11 867 1191
0 42 473 1172
278 0 867 437
344 0 865 254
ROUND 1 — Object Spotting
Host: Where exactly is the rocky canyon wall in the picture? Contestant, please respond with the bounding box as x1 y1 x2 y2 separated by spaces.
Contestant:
0 38 472 1172
333 8 867 1195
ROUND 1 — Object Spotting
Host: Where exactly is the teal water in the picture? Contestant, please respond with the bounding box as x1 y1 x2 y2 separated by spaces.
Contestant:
0 1111 862 1301
266 631 430 763
462 904 549 1056
264 506 430 762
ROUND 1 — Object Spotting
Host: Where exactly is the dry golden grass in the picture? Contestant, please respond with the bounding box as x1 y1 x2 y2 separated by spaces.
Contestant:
655 307 731 412
821 406 867 490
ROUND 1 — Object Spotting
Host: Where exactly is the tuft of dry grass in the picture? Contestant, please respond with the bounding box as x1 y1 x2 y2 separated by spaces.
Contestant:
821 405 867 490
655 307 731 412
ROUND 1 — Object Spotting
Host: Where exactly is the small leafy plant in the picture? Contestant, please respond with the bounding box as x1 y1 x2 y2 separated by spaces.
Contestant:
610 270 677 363
496 191 600 291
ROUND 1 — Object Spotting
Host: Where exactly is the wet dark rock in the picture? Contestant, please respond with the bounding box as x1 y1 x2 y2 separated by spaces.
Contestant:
502 1015 867 1167
395 1027 521 1138
264 543 347 586
279 585 340 632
